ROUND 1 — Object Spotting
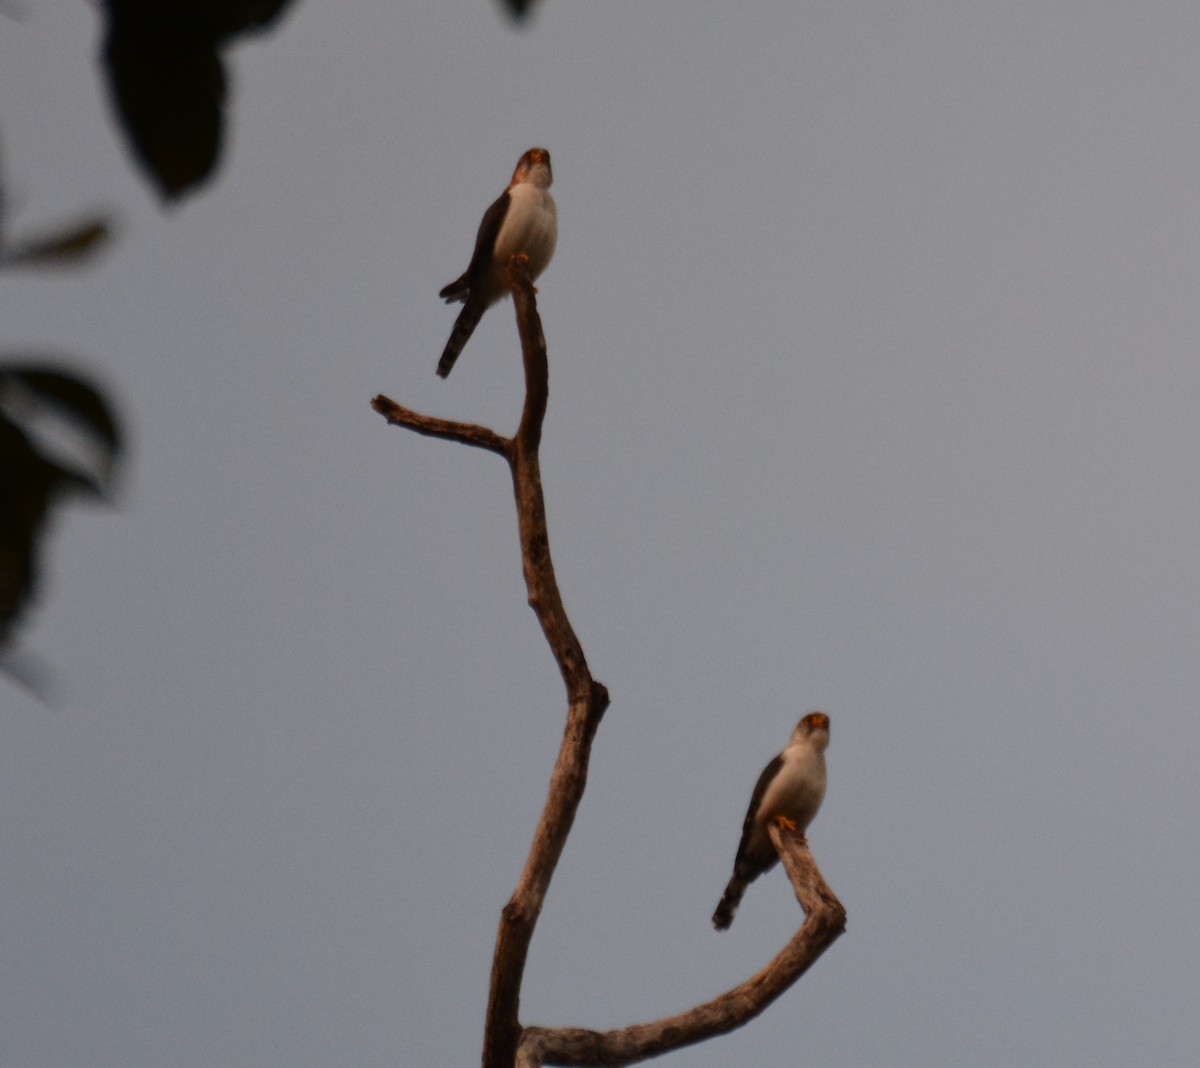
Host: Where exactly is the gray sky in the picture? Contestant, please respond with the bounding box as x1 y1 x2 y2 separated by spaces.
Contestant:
3 3 1199 1066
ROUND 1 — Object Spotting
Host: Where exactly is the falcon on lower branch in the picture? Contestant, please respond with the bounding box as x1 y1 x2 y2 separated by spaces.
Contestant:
436 147 558 378
712 712 830 930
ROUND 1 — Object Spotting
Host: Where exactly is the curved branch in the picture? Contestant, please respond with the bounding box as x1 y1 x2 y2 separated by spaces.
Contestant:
372 258 841 1068
369 258 608 1068
483 257 610 1068
518 828 845 1067
506 257 595 701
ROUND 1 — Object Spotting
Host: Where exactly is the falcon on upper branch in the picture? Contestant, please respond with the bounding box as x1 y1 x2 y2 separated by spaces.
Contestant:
712 712 830 930
436 147 558 378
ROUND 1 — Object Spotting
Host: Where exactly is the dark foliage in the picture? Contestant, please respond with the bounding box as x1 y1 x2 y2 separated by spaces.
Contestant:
499 0 538 21
0 364 123 645
101 0 298 202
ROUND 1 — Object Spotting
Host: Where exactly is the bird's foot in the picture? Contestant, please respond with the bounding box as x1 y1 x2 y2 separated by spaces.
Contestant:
773 815 799 832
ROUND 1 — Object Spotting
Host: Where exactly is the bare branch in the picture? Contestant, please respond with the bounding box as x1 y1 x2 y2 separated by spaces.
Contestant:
483 257 610 1068
506 257 594 700
370 394 510 457
485 681 608 1068
517 828 845 1067
374 255 841 1068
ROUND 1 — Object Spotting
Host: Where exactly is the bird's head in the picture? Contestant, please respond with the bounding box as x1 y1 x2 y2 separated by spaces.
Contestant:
511 147 553 189
791 711 831 751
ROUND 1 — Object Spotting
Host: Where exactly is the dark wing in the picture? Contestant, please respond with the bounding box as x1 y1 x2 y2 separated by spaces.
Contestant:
712 752 785 930
730 753 783 867
439 189 511 303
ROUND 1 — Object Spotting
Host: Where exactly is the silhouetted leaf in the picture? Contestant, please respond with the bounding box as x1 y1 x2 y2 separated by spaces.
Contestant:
1 216 113 268
0 415 57 643
101 0 298 202
499 0 539 21
0 362 123 646
0 136 117 269
2 365 124 462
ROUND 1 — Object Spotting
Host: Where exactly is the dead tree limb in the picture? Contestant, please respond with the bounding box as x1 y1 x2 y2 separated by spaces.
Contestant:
372 257 841 1068
369 396 510 457
481 260 610 1068
373 257 608 1068
516 826 844 1067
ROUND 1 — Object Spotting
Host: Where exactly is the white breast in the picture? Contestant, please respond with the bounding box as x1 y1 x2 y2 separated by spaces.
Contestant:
757 744 827 832
494 183 558 279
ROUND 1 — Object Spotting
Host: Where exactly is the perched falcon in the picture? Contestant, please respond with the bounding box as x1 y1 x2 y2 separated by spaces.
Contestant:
712 712 830 930
436 147 558 378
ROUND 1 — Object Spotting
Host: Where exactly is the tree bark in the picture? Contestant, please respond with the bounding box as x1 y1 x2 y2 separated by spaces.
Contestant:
372 258 842 1068
516 827 844 1067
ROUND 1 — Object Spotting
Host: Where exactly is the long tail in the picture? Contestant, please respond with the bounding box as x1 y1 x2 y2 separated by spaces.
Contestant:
437 299 485 378
712 874 748 930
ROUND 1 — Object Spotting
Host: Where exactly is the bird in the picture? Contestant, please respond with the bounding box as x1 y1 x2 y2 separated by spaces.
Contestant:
436 147 558 378
712 712 830 930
